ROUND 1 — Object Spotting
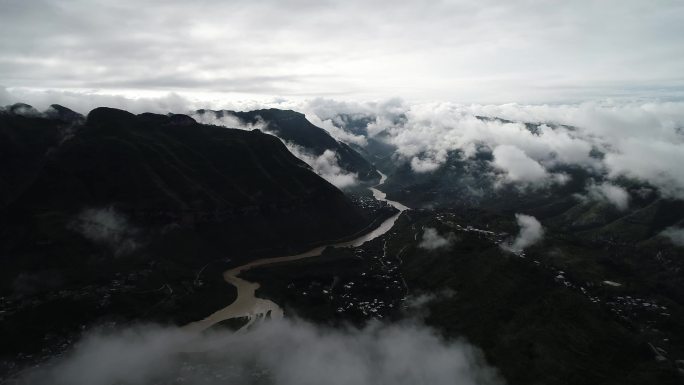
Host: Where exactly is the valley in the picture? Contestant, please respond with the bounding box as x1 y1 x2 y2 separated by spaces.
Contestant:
3 2 684 384
185 172 407 332
1 103 683 385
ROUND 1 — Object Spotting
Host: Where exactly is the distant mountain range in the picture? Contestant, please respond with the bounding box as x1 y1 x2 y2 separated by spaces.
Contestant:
318 112 684 243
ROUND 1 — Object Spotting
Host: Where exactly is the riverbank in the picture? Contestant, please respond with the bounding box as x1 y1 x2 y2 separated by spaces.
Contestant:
185 176 409 332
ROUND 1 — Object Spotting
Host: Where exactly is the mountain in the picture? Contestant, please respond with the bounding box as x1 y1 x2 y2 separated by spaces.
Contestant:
3 105 682 384
0 105 396 369
379 146 684 241
0 104 83 207
44 103 86 123
245 207 682 384
1 105 388 269
196 108 382 183
389 210 681 385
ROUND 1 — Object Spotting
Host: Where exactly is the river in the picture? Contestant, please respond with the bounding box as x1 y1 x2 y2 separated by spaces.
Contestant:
184 173 408 332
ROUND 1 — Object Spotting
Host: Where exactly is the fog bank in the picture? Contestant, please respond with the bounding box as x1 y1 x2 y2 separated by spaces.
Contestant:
18 318 503 385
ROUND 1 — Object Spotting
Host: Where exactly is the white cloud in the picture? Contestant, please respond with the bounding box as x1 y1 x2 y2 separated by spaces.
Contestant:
1 87 194 115
191 111 269 131
311 99 684 199
661 226 684 247
418 227 455 250
285 144 358 188
303 113 368 146
502 214 544 252
604 139 684 199
189 109 359 188
72 207 138 255
410 156 442 173
4 89 684 200
19 318 503 385
492 145 549 184
584 182 630 210
2 1 684 102
404 289 457 318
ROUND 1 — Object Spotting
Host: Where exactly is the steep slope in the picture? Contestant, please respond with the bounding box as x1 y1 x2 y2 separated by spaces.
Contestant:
0 106 397 370
0 104 82 207
1 107 377 269
197 108 381 183
390 211 680 385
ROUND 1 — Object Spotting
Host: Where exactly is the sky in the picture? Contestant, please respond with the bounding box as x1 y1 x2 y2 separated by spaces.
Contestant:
1 0 684 218
1 0 684 103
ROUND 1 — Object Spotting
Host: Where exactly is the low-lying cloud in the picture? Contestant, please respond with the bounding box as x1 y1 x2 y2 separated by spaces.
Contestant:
418 227 455 251
18 318 503 385
661 226 684 247
300 99 684 200
1 87 193 115
502 214 544 253
491 145 568 187
4 89 684 200
582 181 630 211
404 289 457 312
190 109 358 188
191 111 269 132
410 156 443 173
72 207 139 255
303 112 368 147
285 144 358 188
492 144 549 184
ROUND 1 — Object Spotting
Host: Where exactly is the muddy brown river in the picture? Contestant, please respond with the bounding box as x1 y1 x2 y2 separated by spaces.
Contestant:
184 173 408 332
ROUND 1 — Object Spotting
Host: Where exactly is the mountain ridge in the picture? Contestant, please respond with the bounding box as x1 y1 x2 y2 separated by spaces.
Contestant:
196 108 382 183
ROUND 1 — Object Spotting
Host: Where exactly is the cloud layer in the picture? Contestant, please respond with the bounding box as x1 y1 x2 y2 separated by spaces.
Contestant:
584 182 631 211
419 227 455 250
4 88 684 200
502 214 544 252
19 318 503 385
190 109 359 188
661 226 684 247
284 144 359 188
1 1 684 102
305 98 684 199
72 207 139 255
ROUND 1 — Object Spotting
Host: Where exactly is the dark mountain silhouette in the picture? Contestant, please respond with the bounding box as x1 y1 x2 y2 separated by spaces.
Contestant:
1 105 385 265
44 104 85 123
0 104 82 207
0 104 398 371
4 104 681 385
197 108 381 183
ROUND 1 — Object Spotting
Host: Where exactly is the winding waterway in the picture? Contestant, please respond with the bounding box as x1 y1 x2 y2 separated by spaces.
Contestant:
184 173 408 332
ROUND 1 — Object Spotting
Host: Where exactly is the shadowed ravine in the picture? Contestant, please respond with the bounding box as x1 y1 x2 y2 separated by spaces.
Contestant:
184 173 408 332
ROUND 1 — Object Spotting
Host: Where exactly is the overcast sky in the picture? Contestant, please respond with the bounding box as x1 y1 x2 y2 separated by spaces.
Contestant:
1 0 683 103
